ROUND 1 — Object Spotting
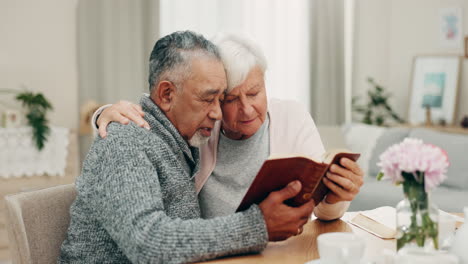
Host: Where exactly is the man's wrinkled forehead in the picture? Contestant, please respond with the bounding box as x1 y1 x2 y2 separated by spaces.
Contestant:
187 58 227 89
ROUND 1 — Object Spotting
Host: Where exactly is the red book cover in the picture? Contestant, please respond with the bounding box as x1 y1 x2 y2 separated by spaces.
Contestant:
236 150 360 212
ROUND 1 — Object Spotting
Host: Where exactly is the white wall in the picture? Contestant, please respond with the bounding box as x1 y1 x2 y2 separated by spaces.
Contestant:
0 0 79 129
353 0 391 92
353 0 468 124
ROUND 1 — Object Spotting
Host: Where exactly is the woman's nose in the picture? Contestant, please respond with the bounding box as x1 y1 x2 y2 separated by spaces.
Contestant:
239 99 254 116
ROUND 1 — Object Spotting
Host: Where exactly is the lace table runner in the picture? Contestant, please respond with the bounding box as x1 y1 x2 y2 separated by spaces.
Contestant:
0 126 69 178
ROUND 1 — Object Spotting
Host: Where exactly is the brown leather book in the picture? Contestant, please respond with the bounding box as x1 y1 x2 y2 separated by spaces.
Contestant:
236 150 360 212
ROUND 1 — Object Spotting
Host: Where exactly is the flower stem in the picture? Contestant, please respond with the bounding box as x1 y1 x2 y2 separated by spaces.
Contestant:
398 172 438 250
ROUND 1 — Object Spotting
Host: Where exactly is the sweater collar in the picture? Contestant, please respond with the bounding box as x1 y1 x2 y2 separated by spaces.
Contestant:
140 96 199 169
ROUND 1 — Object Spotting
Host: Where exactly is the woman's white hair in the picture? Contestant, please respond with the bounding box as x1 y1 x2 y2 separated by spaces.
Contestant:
211 33 267 92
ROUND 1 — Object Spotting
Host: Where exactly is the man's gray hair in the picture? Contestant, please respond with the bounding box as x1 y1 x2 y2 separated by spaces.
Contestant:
148 31 221 92
211 33 267 92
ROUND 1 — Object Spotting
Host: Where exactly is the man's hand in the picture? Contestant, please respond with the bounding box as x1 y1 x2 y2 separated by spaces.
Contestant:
259 181 315 241
97 101 150 138
322 158 364 204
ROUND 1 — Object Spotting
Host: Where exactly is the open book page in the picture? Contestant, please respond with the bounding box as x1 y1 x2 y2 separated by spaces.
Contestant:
321 148 356 164
268 148 357 164
267 153 320 162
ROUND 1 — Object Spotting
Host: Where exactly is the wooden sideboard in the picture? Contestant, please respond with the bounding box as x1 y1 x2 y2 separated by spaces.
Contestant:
397 124 468 135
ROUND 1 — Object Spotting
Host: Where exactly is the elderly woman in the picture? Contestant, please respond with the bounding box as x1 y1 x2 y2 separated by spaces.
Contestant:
93 33 363 221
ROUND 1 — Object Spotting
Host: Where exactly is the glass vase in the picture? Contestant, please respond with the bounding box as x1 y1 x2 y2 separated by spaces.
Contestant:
395 172 439 251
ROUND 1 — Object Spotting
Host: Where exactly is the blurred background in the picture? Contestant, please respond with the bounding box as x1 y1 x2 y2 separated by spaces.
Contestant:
1 0 467 160
0 0 468 261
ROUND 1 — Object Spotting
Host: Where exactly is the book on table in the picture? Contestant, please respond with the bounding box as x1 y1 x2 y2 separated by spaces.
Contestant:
236 149 361 212
348 206 465 239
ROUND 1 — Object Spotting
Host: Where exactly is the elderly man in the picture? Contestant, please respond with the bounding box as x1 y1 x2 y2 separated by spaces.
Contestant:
59 31 315 264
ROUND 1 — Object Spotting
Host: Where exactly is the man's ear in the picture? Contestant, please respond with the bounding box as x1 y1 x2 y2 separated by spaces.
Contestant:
152 81 176 112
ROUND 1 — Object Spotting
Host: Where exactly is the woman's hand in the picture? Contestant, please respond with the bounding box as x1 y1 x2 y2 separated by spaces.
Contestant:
97 101 150 138
322 158 364 204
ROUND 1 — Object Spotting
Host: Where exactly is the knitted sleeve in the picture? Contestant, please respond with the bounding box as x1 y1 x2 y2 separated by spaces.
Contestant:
84 131 268 263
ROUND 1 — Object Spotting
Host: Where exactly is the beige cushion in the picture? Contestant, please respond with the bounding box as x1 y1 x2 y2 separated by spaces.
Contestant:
4 184 76 264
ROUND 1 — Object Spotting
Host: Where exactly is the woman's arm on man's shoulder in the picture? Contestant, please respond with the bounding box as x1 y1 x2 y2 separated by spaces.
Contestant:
91 101 149 138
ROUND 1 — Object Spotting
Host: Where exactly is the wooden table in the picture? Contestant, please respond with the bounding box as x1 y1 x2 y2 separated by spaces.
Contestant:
198 212 396 264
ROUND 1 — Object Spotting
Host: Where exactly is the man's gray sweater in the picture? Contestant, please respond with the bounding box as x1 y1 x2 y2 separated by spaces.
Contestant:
58 96 268 264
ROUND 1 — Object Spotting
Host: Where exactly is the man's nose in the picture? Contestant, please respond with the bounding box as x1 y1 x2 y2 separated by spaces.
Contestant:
208 100 222 120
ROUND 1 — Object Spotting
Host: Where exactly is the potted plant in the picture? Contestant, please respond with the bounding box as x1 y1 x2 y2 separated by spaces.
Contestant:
352 78 405 126
1 88 53 150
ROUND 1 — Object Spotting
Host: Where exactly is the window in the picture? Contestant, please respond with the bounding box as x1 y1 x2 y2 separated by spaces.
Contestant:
160 0 311 109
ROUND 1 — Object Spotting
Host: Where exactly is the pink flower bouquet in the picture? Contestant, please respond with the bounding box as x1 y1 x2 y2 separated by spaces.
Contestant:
377 138 449 191
377 138 449 250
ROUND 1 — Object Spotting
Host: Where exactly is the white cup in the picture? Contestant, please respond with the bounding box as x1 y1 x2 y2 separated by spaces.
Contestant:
317 232 365 264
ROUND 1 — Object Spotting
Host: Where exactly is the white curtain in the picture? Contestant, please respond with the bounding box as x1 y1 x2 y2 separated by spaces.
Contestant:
160 0 311 110
310 0 346 125
76 0 347 161
77 0 159 160
77 0 159 105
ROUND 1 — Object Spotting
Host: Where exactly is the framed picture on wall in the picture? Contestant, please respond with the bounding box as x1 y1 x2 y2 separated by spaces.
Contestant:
408 55 461 125
439 7 463 48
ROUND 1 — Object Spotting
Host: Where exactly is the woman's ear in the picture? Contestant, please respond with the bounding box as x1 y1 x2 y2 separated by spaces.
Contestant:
152 81 176 112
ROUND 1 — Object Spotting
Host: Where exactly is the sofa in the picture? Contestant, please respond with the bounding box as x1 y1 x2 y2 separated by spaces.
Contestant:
317 123 468 213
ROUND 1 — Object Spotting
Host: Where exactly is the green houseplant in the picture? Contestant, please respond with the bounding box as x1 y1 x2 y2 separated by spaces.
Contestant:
352 78 405 126
1 88 53 150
